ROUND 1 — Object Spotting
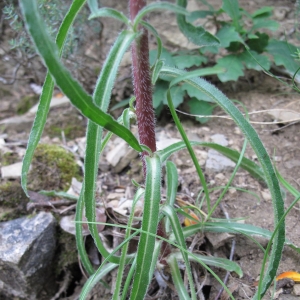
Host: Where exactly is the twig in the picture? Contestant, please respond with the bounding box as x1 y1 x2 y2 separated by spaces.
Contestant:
27 199 77 211
268 120 300 133
214 203 236 300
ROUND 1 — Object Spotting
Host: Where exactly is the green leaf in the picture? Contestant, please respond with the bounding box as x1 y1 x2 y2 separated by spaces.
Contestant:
151 59 164 85
160 66 285 299
266 39 300 81
82 25 142 266
186 10 213 23
163 205 197 300
87 0 98 14
158 140 265 182
182 83 214 102
21 0 86 197
130 155 161 300
20 0 142 152
216 55 244 82
217 25 243 48
239 50 271 71
176 0 220 47
141 21 162 66
187 98 213 123
181 221 300 254
222 0 240 30
252 19 279 31
174 252 243 277
133 2 189 30
166 85 185 108
251 6 273 18
168 256 191 300
113 188 145 300
173 54 207 69
80 263 118 299
247 32 269 53
150 47 175 67
153 80 168 108
89 8 129 24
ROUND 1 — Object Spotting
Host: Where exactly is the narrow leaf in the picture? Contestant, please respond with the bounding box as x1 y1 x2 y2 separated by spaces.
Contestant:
173 252 243 277
83 30 140 264
160 66 285 299
130 155 161 300
21 0 86 197
89 7 129 24
133 2 189 30
20 0 142 152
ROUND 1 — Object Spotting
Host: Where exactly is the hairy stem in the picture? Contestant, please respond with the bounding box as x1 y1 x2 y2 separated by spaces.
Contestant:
129 0 156 170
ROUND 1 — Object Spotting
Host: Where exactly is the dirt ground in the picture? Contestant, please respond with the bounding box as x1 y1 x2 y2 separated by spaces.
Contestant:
1 0 300 299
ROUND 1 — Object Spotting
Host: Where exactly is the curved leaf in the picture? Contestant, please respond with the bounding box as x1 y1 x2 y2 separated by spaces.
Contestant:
161 66 284 299
21 0 86 197
20 0 142 152
82 30 139 264
89 7 129 24
172 251 243 277
133 2 189 30
130 155 161 300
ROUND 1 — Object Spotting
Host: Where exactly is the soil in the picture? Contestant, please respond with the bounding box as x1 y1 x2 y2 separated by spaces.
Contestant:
1 0 300 299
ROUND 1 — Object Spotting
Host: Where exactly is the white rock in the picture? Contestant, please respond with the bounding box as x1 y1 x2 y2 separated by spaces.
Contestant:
106 140 128 167
1 162 23 178
261 190 271 202
206 150 235 172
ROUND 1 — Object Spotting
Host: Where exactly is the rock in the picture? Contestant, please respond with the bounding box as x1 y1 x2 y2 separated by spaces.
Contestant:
261 189 271 202
106 139 128 167
106 139 139 173
205 232 234 249
1 162 22 178
206 149 235 172
205 134 235 172
0 212 57 299
210 133 229 146
293 284 300 296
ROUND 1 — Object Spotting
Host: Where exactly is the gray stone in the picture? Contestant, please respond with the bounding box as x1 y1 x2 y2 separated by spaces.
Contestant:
1 162 23 178
205 134 235 172
0 212 57 299
205 149 236 172
210 133 229 146
293 284 300 296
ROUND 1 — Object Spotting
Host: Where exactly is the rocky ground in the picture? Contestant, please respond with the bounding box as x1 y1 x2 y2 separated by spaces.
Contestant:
1 0 300 299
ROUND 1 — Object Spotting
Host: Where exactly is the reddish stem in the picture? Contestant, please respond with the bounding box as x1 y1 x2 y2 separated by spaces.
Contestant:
129 0 156 170
129 0 170 261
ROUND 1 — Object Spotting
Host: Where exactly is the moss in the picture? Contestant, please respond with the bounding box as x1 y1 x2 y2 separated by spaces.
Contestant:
55 228 78 276
0 181 28 221
16 94 39 115
28 143 80 192
47 123 85 140
0 150 19 166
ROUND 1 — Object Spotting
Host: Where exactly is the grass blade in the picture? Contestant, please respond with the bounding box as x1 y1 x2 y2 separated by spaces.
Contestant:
21 0 86 196
167 255 191 300
172 252 242 277
163 204 196 300
20 0 142 152
161 66 285 298
130 155 161 300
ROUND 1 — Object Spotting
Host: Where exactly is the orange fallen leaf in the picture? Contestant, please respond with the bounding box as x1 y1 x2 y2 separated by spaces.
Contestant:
276 271 300 282
184 210 200 227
